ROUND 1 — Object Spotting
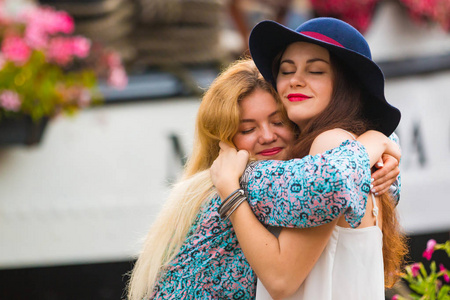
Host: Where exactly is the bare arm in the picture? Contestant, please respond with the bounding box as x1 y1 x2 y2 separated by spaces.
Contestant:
314 130 401 196
354 130 401 166
211 142 336 299
229 203 336 299
211 130 401 298
242 132 400 230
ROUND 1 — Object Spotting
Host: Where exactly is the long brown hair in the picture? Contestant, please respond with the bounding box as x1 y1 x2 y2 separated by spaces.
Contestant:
274 50 407 287
380 192 409 287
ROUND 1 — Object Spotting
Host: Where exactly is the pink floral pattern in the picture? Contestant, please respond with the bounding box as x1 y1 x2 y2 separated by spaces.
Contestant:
0 90 21 111
399 0 450 31
22 6 75 49
243 140 372 228
310 0 378 33
1 35 31 64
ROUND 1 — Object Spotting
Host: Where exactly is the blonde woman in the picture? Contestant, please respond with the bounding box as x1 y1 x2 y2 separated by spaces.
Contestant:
127 59 400 299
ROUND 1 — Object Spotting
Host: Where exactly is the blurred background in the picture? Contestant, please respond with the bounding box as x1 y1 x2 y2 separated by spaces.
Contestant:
0 0 449 299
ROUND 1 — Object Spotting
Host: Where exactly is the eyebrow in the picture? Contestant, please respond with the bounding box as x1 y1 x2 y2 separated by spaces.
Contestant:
240 110 279 123
280 58 330 65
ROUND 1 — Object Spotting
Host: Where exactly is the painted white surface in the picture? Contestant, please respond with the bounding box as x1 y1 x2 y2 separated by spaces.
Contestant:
365 1 450 235
385 72 450 235
0 99 199 269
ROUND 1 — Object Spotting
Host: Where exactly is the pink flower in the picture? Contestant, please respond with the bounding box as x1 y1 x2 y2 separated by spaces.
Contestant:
392 295 399 300
440 264 450 283
71 36 91 58
46 36 91 65
24 23 48 49
108 66 128 90
52 10 74 34
1 35 31 64
22 6 74 36
423 239 437 260
0 90 21 111
410 262 421 277
47 37 74 66
22 6 75 49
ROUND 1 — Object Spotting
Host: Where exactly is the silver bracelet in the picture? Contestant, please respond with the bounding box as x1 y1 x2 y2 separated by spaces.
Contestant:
218 189 244 218
223 195 247 220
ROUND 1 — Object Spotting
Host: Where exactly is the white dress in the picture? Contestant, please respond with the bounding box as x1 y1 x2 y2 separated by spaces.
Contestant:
256 131 385 300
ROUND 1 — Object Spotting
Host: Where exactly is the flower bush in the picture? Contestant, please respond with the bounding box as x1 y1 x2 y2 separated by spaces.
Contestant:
399 0 450 32
310 0 450 33
0 3 127 123
310 0 378 33
394 239 450 300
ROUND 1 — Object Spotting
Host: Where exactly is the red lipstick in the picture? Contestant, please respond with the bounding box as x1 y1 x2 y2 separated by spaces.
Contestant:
258 147 282 156
287 93 310 102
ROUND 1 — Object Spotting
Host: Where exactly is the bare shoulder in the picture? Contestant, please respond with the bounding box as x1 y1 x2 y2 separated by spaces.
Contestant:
310 128 356 155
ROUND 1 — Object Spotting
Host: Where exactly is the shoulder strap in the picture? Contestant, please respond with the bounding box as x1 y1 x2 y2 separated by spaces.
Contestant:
337 128 357 140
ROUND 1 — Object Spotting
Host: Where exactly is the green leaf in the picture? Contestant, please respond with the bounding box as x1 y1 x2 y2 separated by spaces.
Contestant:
421 264 430 278
438 285 450 299
431 262 437 274
410 282 427 294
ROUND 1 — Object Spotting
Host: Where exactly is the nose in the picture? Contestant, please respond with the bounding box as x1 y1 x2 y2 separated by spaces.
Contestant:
290 71 305 87
258 125 277 144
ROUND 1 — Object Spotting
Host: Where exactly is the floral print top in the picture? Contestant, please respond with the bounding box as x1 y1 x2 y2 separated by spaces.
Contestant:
150 138 401 299
242 141 371 229
150 194 255 299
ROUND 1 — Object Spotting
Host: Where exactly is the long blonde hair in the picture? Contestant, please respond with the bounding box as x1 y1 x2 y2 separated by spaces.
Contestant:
127 59 286 300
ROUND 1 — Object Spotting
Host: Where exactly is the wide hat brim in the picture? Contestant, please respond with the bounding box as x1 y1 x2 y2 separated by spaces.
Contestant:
249 19 401 137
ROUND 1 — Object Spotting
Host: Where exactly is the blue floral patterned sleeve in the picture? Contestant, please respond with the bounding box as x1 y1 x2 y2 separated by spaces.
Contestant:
240 140 372 229
388 132 401 205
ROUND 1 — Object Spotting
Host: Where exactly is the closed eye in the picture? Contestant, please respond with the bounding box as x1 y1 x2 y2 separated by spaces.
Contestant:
241 128 255 134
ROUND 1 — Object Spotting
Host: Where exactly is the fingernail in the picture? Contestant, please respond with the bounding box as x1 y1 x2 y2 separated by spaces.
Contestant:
371 189 376 194
370 184 374 189
376 162 383 167
371 178 374 182
374 192 379 196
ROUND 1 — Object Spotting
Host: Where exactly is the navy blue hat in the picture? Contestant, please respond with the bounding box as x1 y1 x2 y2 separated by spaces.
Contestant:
249 17 401 136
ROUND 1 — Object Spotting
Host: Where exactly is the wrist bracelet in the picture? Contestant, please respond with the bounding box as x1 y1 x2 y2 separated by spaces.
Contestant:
223 195 247 220
218 189 244 216
219 192 243 218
